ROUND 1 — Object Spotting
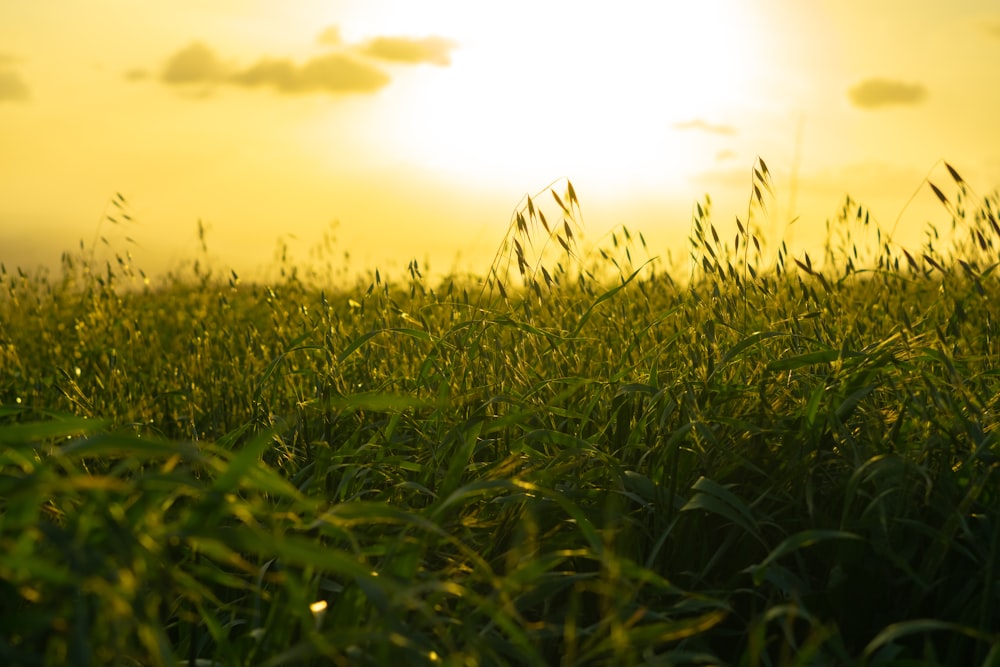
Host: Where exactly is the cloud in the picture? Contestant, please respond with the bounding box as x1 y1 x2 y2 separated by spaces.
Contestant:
848 78 927 109
162 42 229 84
123 68 149 82
229 58 294 89
156 30 454 99
232 53 389 94
160 42 388 95
0 69 30 102
673 119 737 135
317 26 343 46
361 36 456 66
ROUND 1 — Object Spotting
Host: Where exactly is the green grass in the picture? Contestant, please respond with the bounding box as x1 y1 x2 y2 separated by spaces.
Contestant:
1 160 999 665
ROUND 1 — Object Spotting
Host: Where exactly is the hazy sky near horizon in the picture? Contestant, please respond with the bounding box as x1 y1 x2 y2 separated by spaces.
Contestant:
2 1 999 280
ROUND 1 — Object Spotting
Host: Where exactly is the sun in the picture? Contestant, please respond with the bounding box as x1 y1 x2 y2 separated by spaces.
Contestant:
347 0 764 197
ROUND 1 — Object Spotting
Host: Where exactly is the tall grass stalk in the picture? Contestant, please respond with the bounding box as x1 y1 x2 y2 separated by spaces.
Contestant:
1 165 998 665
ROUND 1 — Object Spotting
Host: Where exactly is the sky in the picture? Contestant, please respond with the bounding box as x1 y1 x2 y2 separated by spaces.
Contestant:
2 1 999 282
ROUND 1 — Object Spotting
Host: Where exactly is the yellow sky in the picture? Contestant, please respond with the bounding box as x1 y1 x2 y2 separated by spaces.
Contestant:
2 1 999 281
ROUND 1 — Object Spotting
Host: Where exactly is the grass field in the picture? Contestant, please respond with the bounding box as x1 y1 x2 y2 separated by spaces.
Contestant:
1 160 998 666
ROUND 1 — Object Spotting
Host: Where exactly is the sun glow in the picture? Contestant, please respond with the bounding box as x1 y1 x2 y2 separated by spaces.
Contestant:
319 1 764 195
7 0 992 283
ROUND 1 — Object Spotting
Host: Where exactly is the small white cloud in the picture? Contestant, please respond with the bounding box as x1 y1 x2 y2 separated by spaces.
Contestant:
361 36 456 66
0 69 29 102
162 42 228 84
848 78 926 110
673 119 737 135
317 26 343 46
231 53 389 94
123 68 148 82
154 30 455 99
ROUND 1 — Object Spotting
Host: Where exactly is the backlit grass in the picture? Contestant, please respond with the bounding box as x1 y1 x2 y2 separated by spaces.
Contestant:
1 160 998 665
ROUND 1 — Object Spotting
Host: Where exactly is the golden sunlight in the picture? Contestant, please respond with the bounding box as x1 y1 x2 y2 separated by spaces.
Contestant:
333 1 764 193
2 1 999 278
